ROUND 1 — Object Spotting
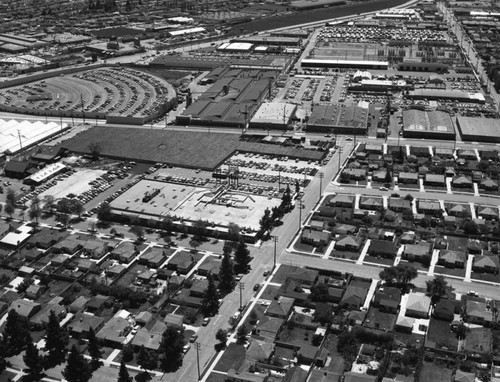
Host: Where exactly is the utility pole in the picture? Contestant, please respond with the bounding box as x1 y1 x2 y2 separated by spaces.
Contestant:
80 94 86 123
319 171 324 200
194 342 201 380
17 129 22 150
278 170 281 190
298 198 304 228
272 235 278 270
238 282 244 310
338 147 344 169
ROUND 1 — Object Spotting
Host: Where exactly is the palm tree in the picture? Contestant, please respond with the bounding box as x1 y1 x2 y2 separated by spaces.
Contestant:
426 275 451 304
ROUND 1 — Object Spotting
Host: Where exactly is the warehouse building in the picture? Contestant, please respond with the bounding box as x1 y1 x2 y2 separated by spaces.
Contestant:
402 110 455 140
456 116 500 143
407 89 485 104
307 104 369 134
249 102 296 130
301 59 389 70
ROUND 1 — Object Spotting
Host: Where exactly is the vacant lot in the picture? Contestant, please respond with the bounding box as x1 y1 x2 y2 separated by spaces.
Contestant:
61 127 324 170
418 361 453 382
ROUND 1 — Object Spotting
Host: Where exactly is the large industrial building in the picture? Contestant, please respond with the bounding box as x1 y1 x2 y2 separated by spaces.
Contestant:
402 110 456 140
176 68 279 128
407 89 486 104
301 59 389 70
456 116 500 143
249 102 297 130
306 104 369 134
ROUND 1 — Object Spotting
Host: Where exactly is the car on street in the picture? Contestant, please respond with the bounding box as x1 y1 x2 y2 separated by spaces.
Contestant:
202 317 210 326
379 187 389 191
253 284 260 292
183 344 191 354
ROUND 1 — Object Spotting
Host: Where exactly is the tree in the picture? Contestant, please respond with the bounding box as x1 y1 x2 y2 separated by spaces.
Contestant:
236 325 249 344
310 283 329 302
259 207 273 234
97 202 112 221
426 275 451 304
189 238 201 251
28 195 41 225
131 225 144 241
135 371 152 382
6 188 16 206
121 344 134 362
159 327 184 372
118 361 133 382
137 345 157 372
0 336 9 375
2 310 29 356
87 327 103 371
56 213 70 228
234 239 251 274
44 310 68 368
215 329 228 345
4 201 15 218
227 222 241 242
218 253 235 293
88 142 101 160
379 264 418 289
62 345 92 382
17 277 33 293
295 179 300 196
454 322 469 340
201 274 220 317
43 195 56 213
464 221 478 235
281 185 292 210
192 219 208 242
23 335 44 381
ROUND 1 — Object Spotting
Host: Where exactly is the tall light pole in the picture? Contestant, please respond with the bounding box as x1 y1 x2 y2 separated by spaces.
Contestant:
238 282 244 310
272 235 278 270
338 147 344 169
194 342 201 381
298 198 304 228
319 171 324 200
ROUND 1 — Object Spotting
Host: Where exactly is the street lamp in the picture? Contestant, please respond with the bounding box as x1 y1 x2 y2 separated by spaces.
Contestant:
238 282 244 310
319 171 324 200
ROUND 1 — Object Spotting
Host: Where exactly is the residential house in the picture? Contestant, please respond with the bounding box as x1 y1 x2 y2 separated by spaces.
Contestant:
457 149 477 160
30 301 66 328
130 328 162 351
51 254 70 267
424 174 445 187
51 236 83 254
365 144 383 154
454 370 476 382
448 204 468 217
197 258 222 276
372 170 387 183
359 197 383 211
27 228 67 249
452 175 473 189
80 238 109 259
96 316 131 347
265 296 294 319
87 294 114 313
9 299 41 318
411 146 431 157
167 251 196 274
342 168 367 180
465 300 493 326
111 242 138 263
333 224 357 235
190 279 208 298
287 268 319 286
246 339 274 363
405 293 431 318
477 206 498 220
334 235 362 252
330 194 354 208
255 316 283 340
277 279 309 304
400 232 416 244
433 299 455 321
435 147 454 158
468 241 483 255
298 344 318 365
301 228 330 247
418 200 442 215
68 313 105 338
395 316 415 333
368 240 396 259
373 287 401 313
480 178 498 191
403 242 432 263
309 219 327 231
343 372 377 382
473 255 500 274
164 313 184 329
340 280 370 310
69 296 90 313
107 264 127 278
138 247 167 268
136 270 156 285
397 172 418 184
77 259 97 273
438 250 466 268
389 198 412 212
348 310 367 326
25 284 46 300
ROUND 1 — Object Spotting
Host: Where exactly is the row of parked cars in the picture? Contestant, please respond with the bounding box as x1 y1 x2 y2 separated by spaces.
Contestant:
17 168 77 206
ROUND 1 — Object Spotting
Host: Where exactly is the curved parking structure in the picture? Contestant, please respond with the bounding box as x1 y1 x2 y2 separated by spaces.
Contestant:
0 66 175 121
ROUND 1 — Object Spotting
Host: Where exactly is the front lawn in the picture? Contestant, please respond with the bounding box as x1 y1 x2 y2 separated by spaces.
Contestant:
471 272 500 283
364 255 395 266
330 249 360 261
434 266 465 278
